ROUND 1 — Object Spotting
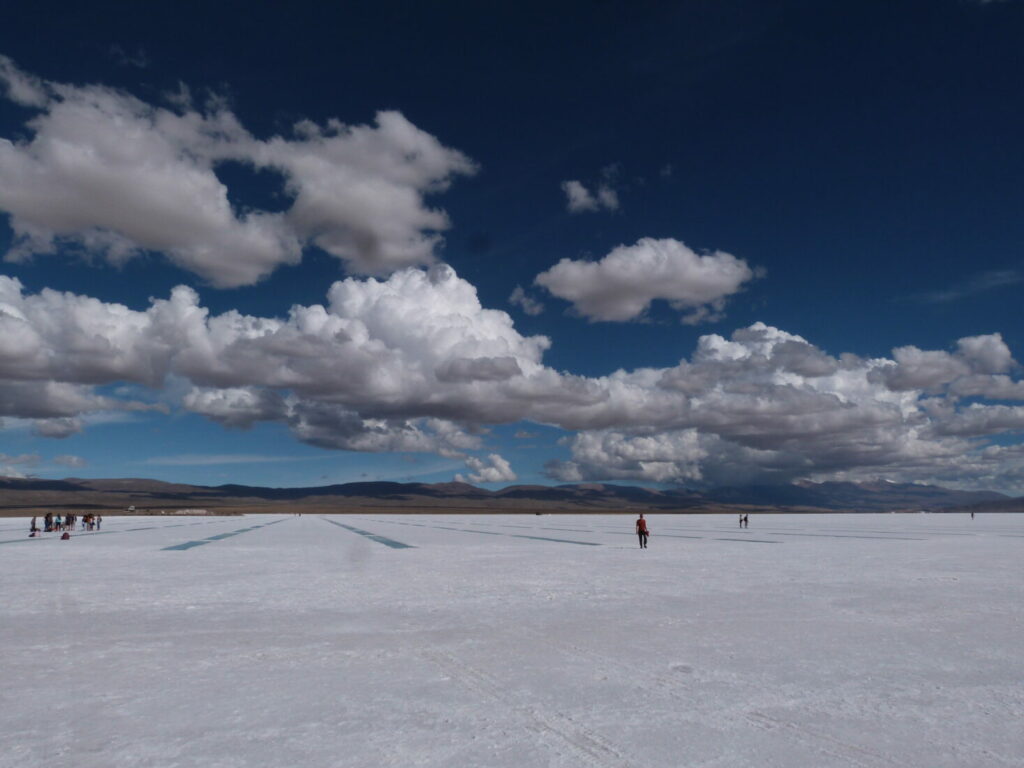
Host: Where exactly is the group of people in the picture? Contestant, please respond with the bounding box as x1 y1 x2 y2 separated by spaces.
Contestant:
29 512 102 537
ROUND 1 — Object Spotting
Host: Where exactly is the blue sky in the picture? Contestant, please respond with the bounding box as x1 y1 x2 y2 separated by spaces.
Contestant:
1 0 1023 491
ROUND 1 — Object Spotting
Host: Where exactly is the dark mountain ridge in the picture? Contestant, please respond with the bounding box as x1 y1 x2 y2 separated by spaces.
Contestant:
0 476 1014 514
702 481 1006 511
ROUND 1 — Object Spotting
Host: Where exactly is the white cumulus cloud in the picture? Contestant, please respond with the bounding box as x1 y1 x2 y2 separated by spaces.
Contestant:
54 454 86 468
535 237 758 322
561 179 619 213
32 417 83 438
0 452 40 478
871 333 1017 393
0 57 476 286
547 429 706 483
456 453 517 484
509 285 544 316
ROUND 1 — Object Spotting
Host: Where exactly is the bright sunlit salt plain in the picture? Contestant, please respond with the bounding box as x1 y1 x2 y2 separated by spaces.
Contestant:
1 512 1022 768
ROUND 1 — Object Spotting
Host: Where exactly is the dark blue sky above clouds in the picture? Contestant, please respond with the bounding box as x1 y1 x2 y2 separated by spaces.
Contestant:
1 0 1023 490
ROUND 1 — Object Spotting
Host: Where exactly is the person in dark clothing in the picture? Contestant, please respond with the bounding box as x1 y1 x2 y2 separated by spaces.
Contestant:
636 514 649 548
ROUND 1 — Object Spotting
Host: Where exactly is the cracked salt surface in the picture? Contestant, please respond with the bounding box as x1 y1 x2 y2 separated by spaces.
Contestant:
2 513 1022 767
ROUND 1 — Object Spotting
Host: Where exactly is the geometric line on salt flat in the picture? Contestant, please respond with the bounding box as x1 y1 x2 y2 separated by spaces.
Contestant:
161 518 286 551
320 517 414 549
364 518 600 546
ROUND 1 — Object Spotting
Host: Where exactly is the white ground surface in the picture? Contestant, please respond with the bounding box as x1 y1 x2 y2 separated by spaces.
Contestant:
1 512 1022 768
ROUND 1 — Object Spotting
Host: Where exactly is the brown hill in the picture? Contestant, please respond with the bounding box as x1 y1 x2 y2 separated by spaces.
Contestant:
0 476 1015 516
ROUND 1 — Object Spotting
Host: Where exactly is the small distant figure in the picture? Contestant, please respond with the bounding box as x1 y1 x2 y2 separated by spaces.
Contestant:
636 513 649 549
29 516 39 537
740 514 749 529
97 515 102 530
970 511 974 520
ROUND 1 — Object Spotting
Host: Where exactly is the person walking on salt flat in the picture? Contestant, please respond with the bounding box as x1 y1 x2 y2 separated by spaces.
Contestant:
636 513 649 549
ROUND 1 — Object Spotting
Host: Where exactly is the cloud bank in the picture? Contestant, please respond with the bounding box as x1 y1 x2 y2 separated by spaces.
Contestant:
3 268 1024 490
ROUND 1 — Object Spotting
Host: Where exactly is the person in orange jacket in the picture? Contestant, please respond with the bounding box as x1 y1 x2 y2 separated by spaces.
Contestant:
636 513 649 549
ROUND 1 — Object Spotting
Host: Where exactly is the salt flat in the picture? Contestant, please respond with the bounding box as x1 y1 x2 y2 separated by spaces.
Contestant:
1 513 1022 768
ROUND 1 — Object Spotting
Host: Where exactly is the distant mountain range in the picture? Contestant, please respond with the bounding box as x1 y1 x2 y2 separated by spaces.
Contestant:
0 476 1015 515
